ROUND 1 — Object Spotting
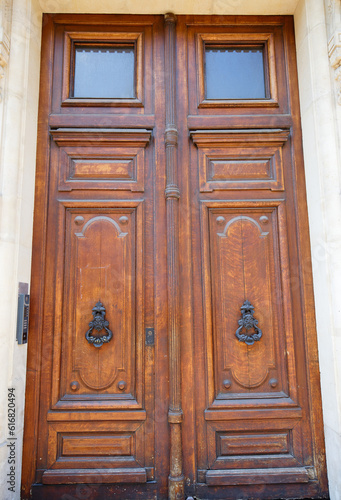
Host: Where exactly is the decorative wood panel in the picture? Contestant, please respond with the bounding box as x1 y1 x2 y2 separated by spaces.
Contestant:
44 421 145 472
218 432 290 456
70 157 135 180
51 128 151 192
201 200 297 403
206 468 309 486
50 202 144 410
42 468 147 485
206 419 303 470
61 434 133 457
191 129 288 192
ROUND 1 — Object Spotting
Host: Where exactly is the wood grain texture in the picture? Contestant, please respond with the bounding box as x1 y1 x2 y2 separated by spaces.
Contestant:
218 432 290 455
206 467 309 485
191 129 288 192
164 12 185 500
22 14 161 498
22 13 328 500
52 128 151 192
42 468 147 484
200 201 294 399
181 13 327 499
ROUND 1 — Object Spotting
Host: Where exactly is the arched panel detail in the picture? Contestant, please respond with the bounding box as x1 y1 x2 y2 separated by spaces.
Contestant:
75 215 128 238
217 215 269 238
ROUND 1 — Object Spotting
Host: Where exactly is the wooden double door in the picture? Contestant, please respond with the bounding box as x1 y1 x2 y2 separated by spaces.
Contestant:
22 13 328 500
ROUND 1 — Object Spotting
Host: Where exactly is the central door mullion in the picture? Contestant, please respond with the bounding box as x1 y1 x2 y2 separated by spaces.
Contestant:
164 12 185 500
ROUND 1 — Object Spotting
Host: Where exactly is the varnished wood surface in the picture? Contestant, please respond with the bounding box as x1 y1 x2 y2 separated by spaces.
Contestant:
22 14 165 499
22 13 328 500
164 12 185 500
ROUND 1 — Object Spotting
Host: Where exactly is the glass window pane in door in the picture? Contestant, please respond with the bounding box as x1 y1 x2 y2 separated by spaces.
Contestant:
205 47 266 100
73 46 135 98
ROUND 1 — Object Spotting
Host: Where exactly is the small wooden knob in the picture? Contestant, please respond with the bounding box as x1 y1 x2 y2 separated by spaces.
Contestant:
74 216 85 226
269 378 278 388
216 216 225 225
259 216 269 225
118 380 127 391
119 216 129 225
223 379 231 389
70 381 80 391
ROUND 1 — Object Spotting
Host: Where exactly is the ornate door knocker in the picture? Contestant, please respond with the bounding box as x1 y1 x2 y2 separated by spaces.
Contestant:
85 301 113 348
235 300 262 346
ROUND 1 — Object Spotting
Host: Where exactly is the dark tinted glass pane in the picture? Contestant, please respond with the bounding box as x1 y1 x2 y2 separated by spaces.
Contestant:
74 46 135 98
205 47 266 99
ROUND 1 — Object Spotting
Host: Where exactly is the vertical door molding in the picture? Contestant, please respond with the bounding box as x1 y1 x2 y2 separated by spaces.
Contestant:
164 12 185 500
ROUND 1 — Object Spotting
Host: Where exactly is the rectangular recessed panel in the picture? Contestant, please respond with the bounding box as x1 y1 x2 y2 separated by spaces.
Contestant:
71 159 135 180
206 420 303 471
47 421 145 471
51 129 151 192
206 468 309 486
61 434 132 457
205 47 266 100
42 468 147 484
191 130 287 192
74 45 135 98
54 204 144 408
71 209 136 396
206 205 286 396
219 432 289 456
208 159 271 182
